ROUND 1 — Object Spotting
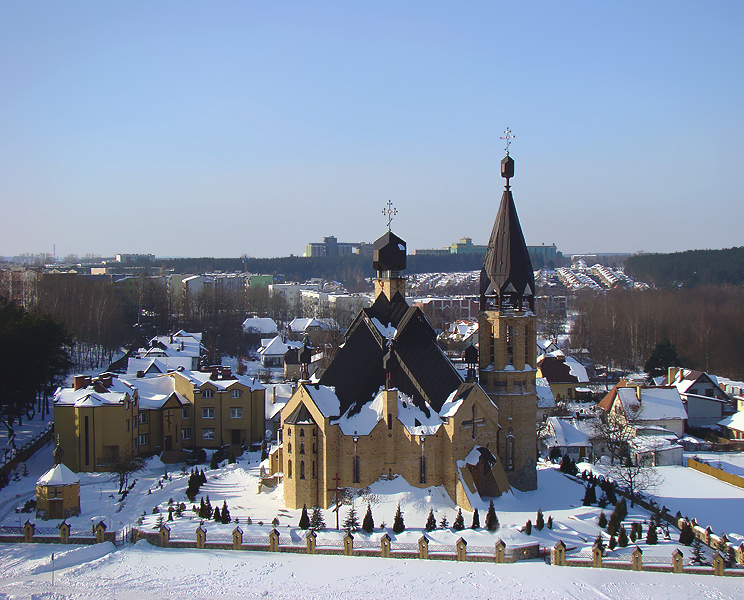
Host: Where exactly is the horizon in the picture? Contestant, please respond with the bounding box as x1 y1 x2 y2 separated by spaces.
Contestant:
2 1 743 259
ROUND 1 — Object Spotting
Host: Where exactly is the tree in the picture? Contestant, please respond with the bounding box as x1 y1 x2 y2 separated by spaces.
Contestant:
343 504 360 533
644 340 683 379
362 504 374 533
524 519 532 535
485 500 499 532
392 503 405 534
439 514 449 529
608 456 662 507
298 505 310 530
608 534 617 550
679 521 694 546
535 509 544 531
213 506 221 522
453 509 464 531
111 451 145 494
470 508 480 530
547 516 553 530
221 501 230 524
309 507 325 531
691 537 705 565
646 521 658 545
597 511 608 529
582 484 597 506
425 509 437 532
618 526 629 547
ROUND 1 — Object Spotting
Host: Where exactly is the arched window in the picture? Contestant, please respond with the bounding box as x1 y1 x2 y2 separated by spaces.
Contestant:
506 435 515 471
300 428 305 437
287 428 291 436
288 459 293 478
300 442 305 454
288 442 292 452
300 460 305 480
312 443 317 454
312 461 316 478
313 428 317 437
387 413 393 430
353 455 360 483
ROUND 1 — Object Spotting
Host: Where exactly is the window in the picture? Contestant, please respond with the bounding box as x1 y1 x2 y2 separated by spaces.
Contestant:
181 428 191 440
139 412 148 424
288 459 292 478
300 442 305 454
313 443 317 454
230 389 243 398
387 413 393 430
353 455 360 483
202 389 214 399
138 433 148 446
202 428 215 440
312 461 316 478
419 456 426 484
300 460 305 479
230 407 242 419
506 435 515 471
202 407 215 419
125 419 130 432
182 407 190 419
300 428 305 437
288 442 292 452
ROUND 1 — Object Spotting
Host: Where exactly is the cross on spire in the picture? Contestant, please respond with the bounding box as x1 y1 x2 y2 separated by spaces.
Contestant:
500 127 515 156
382 200 397 231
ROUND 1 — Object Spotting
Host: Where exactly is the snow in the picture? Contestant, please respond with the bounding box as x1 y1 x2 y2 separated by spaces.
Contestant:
547 417 592 449
370 316 396 339
535 377 555 408
304 384 341 418
719 410 744 432
617 387 688 422
37 463 80 486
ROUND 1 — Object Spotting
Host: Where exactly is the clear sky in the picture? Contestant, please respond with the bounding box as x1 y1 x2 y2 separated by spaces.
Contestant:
1 1 742 259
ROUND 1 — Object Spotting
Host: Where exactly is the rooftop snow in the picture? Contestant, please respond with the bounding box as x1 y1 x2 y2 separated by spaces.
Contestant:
617 387 687 422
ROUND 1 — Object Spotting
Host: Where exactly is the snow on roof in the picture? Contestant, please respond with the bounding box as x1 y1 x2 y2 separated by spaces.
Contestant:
126 357 193 375
440 388 465 418
630 435 681 453
536 377 555 408
565 356 589 383
304 384 341 419
37 463 80 486
547 417 592 448
176 369 264 391
370 317 396 339
264 383 294 419
242 317 278 335
54 376 134 407
719 410 744 433
257 335 302 357
617 387 687 422
127 376 189 410
288 317 331 332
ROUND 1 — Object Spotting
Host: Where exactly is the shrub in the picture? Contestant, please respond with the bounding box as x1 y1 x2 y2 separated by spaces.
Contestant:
392 503 405 534
453 509 464 531
425 509 437 532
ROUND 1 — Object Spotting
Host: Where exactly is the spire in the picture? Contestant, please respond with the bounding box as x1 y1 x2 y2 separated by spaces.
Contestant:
480 131 535 312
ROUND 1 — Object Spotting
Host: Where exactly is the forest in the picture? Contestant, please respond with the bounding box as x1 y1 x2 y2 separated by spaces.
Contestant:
570 285 744 379
625 247 744 288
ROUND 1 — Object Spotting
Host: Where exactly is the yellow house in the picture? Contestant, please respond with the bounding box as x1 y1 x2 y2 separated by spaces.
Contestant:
36 462 81 520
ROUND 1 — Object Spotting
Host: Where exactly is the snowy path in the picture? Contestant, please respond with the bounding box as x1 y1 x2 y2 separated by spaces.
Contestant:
1 541 742 600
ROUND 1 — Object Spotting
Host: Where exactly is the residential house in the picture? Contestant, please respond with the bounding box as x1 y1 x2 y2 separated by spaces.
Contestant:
536 351 589 401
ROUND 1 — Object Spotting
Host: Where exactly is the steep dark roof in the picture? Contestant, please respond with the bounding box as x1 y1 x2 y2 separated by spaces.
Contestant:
320 290 463 417
480 156 535 311
538 355 579 385
373 231 407 273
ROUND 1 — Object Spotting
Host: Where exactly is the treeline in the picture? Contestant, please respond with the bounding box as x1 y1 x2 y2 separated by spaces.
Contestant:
571 286 744 378
625 247 744 288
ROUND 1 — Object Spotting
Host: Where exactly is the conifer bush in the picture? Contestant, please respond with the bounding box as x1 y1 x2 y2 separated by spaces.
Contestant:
439 514 449 530
213 506 221 522
221 501 230 524
453 509 464 531
362 504 374 533
343 504 360 533
309 507 325 531
618 526 629 547
425 509 437 532
524 519 532 535
392 503 405 534
299 505 310 530
597 512 607 529
646 522 658 545
547 516 553 530
485 500 499 532
471 508 480 530
608 535 617 550
535 509 544 531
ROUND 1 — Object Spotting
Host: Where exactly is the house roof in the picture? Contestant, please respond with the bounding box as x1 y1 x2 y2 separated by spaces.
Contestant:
242 317 278 335
719 410 744 433
174 369 264 391
258 335 303 357
547 417 592 448
536 377 556 408
537 352 589 384
37 463 80 486
617 387 687 422
126 375 190 410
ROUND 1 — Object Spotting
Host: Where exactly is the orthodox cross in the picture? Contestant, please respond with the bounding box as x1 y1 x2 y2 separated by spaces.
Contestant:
164 409 172 430
461 405 486 440
327 472 343 530
382 200 397 231
500 127 515 156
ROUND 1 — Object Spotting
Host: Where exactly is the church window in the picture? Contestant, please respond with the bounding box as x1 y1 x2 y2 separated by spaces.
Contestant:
312 443 317 454
288 460 292 478
300 428 305 437
288 442 292 452
287 428 291 436
353 455 360 483
300 461 305 479
313 428 317 436
300 442 305 454
387 413 393 430
506 436 515 471
506 325 514 365
419 457 426 484
312 461 316 478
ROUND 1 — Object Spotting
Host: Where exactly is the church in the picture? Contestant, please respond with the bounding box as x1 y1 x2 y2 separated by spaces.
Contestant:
280 143 537 510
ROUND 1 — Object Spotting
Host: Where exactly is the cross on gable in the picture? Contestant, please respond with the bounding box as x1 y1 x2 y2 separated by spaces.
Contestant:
461 405 486 440
500 127 515 155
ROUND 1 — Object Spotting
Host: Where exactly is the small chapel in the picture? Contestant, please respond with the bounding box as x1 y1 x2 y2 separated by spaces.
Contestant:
280 137 537 510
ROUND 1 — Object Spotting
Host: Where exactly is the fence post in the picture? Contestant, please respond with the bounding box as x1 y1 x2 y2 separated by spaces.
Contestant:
59 521 70 544
159 524 170 548
495 539 506 563
23 520 35 543
671 548 684 573
418 535 429 559
380 533 391 558
631 546 643 571
269 528 280 552
713 552 725 576
306 530 316 554
95 521 108 544
550 541 566 566
456 537 467 562
232 526 243 550
343 532 354 556
195 524 206 549
592 539 603 568
736 543 744 566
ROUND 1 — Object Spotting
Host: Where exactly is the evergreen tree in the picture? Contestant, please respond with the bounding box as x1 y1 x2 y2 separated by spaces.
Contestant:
309 507 326 531
560 455 571 473
594 533 605 553
392 503 405 534
200 469 207 485
524 519 532 535
343 504 360 533
210 452 219 470
645 340 683 379
425 509 437 532
485 500 499 532
691 537 705 565
608 534 617 550
606 485 617 506
205 496 212 520
547 516 553 530
213 506 221 522
629 522 637 543
597 511 608 529
168 506 174 521
298 505 310 530
471 508 480 530
453 509 464 531
637 522 643 539
646 522 658 545
679 521 694 546
597 493 608 509
618 526 628 547
582 485 594 506
199 497 206 519
535 509 544 531
221 501 230 524
362 504 374 533
439 514 449 530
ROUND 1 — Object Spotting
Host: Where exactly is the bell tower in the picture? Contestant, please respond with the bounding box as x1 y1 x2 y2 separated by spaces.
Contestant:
478 128 538 491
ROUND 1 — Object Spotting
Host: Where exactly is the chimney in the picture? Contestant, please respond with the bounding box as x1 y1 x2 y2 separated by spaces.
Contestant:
222 366 232 379
137 370 145 378
100 374 113 388
73 375 91 391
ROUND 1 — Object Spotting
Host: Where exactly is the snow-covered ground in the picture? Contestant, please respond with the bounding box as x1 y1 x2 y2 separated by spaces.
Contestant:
1 540 743 600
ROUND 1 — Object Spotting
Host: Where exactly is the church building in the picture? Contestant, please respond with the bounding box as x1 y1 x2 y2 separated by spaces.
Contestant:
280 141 537 510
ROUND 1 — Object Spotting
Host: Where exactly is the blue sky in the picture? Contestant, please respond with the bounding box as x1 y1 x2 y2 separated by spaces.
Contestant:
1 1 742 259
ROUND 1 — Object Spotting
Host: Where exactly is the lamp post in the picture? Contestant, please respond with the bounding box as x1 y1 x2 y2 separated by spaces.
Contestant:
108 494 114 529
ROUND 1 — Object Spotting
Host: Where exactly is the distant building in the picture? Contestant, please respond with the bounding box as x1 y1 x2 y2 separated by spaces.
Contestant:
115 254 154 264
304 236 372 257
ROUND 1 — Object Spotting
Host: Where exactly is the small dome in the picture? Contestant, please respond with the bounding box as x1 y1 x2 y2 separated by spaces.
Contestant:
372 231 407 273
